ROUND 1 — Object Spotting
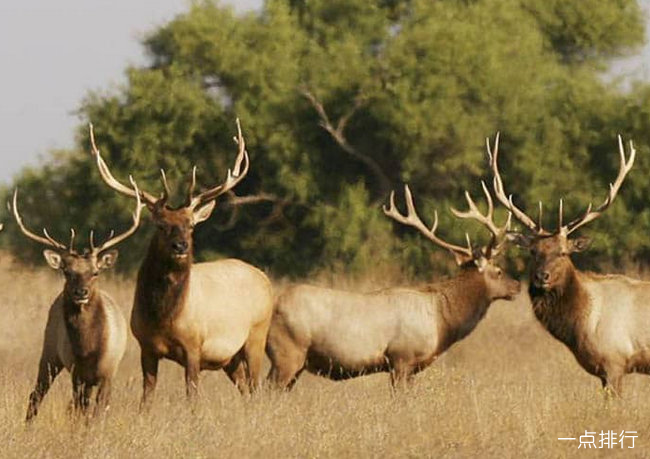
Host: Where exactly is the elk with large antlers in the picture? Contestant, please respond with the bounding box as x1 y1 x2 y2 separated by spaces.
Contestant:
488 133 645 395
266 184 520 389
89 121 273 404
17 180 142 421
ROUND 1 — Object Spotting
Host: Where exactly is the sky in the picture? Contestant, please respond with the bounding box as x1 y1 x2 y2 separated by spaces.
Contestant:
0 0 648 184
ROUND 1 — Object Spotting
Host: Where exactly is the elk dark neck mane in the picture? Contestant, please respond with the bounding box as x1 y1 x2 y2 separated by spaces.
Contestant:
62 291 105 360
529 266 589 350
425 267 490 344
136 232 192 323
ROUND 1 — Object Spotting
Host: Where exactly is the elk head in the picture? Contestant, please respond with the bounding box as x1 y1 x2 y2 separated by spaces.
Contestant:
89 120 249 268
383 182 520 301
488 133 635 291
12 180 143 306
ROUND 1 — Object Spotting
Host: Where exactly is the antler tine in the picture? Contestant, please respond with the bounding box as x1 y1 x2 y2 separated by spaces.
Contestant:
188 118 250 210
69 228 76 253
12 189 67 251
487 132 543 234
185 166 197 206
450 180 504 238
566 135 636 234
92 177 143 254
558 198 563 230
89 123 158 206
383 185 473 259
159 169 171 201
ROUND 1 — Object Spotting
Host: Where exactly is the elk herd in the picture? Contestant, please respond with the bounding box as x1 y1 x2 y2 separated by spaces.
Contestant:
8 119 646 422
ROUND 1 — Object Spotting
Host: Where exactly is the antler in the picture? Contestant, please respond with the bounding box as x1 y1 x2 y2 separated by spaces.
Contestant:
450 180 512 257
487 133 549 235
564 135 636 234
89 177 144 254
12 189 70 251
187 118 250 210
383 185 473 260
89 123 159 206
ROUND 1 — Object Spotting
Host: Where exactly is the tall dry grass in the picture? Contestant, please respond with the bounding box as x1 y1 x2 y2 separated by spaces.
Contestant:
0 256 648 458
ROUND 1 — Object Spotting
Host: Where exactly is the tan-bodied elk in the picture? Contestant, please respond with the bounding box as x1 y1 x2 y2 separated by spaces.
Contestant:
89 120 273 405
16 180 142 421
266 183 520 389
489 133 644 395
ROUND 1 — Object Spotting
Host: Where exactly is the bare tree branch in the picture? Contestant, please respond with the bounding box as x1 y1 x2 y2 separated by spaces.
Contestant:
301 89 391 197
214 191 291 231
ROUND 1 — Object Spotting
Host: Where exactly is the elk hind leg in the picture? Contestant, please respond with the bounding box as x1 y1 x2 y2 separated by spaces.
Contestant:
243 317 273 393
224 348 250 395
26 356 63 422
266 342 307 391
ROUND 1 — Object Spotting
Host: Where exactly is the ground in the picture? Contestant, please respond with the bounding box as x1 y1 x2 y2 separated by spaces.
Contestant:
0 259 648 458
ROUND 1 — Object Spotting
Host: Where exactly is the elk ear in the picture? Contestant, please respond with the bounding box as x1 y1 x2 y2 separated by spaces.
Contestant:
43 250 62 270
569 236 591 253
98 249 118 270
452 252 472 266
506 232 533 249
192 201 216 225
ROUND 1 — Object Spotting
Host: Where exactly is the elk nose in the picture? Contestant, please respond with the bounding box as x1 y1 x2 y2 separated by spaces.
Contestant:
171 241 189 254
74 288 89 298
535 271 550 284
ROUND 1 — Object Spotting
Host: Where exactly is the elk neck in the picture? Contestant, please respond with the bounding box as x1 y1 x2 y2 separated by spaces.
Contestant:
529 263 588 349
61 289 106 361
427 267 491 343
136 231 192 323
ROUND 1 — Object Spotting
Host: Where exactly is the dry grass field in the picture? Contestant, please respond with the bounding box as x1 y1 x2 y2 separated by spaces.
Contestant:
1 257 649 458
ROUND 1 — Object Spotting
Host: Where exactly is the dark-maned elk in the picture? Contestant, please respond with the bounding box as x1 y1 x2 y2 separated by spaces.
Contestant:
89 121 273 405
266 184 520 389
16 181 142 421
488 133 642 395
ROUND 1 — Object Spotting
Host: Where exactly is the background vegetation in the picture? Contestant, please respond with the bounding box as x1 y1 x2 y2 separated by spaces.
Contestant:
4 0 650 278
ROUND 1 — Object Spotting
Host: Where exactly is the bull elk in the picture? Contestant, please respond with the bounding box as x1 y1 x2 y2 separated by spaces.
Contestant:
16 181 142 420
89 120 273 404
488 133 641 395
266 184 520 389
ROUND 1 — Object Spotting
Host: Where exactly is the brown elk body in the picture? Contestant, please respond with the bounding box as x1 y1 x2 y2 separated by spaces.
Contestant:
16 183 142 420
489 133 643 395
89 121 273 403
267 184 520 389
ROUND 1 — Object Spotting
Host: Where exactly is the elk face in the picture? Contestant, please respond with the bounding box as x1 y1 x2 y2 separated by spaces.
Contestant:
148 200 216 265
511 233 590 290
473 256 521 301
43 250 118 306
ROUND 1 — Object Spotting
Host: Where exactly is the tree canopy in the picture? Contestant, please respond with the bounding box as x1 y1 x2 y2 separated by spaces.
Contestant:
4 0 649 278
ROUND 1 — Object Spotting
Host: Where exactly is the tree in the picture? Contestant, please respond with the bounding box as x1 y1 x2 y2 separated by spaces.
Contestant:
4 0 648 277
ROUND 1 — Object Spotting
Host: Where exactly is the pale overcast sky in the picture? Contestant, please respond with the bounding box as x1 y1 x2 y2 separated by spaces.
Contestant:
0 0 647 184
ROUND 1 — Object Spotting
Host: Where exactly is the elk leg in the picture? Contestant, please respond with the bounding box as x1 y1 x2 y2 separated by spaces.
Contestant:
602 370 624 397
184 350 201 401
94 378 112 416
389 358 415 391
266 345 306 391
243 318 272 393
72 377 92 415
140 350 159 409
26 357 63 421
224 348 249 395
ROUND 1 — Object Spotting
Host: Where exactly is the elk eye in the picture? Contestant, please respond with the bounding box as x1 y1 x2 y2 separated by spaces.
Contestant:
93 272 99 277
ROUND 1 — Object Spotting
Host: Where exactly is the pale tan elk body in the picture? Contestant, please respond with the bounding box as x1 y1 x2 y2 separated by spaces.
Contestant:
16 183 142 420
268 184 520 388
489 133 646 394
89 121 273 403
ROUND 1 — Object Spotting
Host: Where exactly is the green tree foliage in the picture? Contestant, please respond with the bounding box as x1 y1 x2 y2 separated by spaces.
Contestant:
3 0 649 278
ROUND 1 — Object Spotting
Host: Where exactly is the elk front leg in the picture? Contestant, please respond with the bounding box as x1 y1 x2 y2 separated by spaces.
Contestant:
140 350 159 409
26 357 63 422
72 376 92 415
94 378 112 416
184 349 201 401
